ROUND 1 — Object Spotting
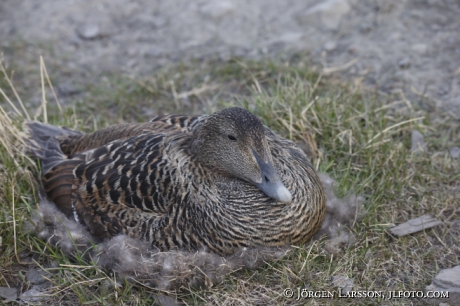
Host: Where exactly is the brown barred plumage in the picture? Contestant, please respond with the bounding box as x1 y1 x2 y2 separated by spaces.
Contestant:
25 107 325 255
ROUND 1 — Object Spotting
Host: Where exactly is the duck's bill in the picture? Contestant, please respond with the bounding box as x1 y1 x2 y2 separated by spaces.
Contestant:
252 150 292 204
261 180 292 204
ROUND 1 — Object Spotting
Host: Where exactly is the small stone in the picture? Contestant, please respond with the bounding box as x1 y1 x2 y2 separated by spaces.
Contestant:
267 32 305 52
411 43 428 54
153 294 181 306
410 130 425 153
296 0 351 30
449 147 460 159
389 215 443 237
145 46 164 57
426 0 437 5
152 16 168 28
127 47 138 56
425 266 460 304
232 47 248 57
26 269 47 285
398 57 411 69
0 287 17 302
102 279 122 290
0 22 15 36
283 32 304 43
57 82 80 96
332 275 354 295
348 47 359 55
438 84 451 96
324 41 337 51
359 22 373 33
128 15 168 29
199 1 235 19
77 24 102 40
377 1 396 13
127 59 138 68
19 288 46 302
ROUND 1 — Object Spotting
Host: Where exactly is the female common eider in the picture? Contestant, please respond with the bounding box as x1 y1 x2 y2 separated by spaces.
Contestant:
25 107 325 255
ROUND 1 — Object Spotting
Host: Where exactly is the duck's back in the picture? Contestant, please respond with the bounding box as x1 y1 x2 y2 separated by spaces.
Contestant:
58 114 203 155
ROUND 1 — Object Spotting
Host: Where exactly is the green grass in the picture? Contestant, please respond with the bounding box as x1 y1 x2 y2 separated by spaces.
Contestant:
0 56 459 305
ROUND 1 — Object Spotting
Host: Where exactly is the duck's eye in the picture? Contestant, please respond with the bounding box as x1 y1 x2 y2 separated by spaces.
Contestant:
227 135 237 141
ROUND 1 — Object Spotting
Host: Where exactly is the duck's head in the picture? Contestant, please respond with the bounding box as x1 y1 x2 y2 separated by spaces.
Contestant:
192 107 292 204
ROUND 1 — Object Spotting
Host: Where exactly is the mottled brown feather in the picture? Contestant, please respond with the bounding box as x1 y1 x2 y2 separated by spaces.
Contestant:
25 108 325 255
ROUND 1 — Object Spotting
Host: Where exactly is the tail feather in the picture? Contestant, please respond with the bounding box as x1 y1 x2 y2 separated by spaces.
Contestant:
24 121 82 174
24 121 84 219
24 121 82 139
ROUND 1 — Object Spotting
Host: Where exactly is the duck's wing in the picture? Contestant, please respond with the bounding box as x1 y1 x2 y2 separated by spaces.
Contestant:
71 132 171 239
59 114 203 155
43 129 195 241
25 118 202 241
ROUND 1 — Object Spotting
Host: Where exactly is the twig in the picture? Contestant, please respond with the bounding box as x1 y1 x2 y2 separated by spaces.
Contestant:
0 87 23 118
0 60 30 120
40 56 63 114
40 56 48 123
176 84 219 99
366 116 425 144
12 184 30 265
323 58 359 74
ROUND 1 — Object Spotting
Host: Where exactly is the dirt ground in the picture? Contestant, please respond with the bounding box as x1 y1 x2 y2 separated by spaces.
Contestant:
1 0 459 116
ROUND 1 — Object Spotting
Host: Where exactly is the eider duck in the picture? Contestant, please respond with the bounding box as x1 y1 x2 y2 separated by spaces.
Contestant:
25 107 325 255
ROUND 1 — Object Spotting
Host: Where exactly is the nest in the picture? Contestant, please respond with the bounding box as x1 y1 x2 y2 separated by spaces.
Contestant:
23 173 364 290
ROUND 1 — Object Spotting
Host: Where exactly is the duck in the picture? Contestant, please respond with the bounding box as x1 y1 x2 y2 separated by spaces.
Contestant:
25 107 326 256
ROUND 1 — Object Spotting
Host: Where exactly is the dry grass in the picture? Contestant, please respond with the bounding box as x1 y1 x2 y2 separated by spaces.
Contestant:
0 56 459 305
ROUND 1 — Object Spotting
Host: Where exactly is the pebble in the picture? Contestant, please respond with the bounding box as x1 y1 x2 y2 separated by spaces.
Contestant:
323 41 337 51
410 130 425 153
199 1 235 19
411 43 428 54
129 15 168 29
426 0 438 5
348 47 359 55
57 82 80 96
102 279 122 290
0 287 17 302
0 22 15 36
425 265 460 304
26 269 48 285
389 215 443 237
19 288 47 302
127 47 138 56
359 22 373 34
398 57 411 69
296 0 351 30
449 146 460 159
153 294 181 306
268 32 304 48
145 46 164 57
127 59 138 68
152 16 168 28
438 84 451 96
332 275 354 295
77 24 101 40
